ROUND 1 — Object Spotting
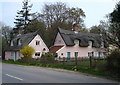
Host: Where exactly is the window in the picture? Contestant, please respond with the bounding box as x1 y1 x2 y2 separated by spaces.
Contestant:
74 40 79 45
101 42 104 48
88 41 92 47
103 52 106 56
75 52 78 57
43 48 46 51
88 52 91 57
35 52 40 56
17 39 21 45
18 39 22 45
91 52 94 57
88 52 94 57
36 41 40 45
58 40 61 43
11 52 14 56
11 41 13 46
61 53 63 56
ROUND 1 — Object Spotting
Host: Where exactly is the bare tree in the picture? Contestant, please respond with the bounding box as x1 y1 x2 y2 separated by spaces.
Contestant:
36 2 85 29
2 25 12 44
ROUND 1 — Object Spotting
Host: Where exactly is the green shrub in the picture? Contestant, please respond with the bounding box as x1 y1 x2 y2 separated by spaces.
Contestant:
40 53 57 64
17 57 37 65
4 59 14 63
106 49 120 75
8 59 14 62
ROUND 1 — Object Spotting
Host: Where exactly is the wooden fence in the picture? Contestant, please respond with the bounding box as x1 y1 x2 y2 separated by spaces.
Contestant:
57 56 106 62
56 56 106 68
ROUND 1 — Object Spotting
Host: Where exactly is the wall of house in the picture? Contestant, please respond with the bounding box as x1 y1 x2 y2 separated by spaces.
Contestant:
29 34 49 58
54 33 66 46
56 44 106 58
5 51 11 60
5 51 23 60
54 32 106 59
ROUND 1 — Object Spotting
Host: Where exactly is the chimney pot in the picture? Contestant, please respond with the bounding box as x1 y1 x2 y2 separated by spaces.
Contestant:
73 22 78 33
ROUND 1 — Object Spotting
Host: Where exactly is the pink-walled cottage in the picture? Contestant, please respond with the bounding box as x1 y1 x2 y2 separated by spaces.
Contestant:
50 24 108 60
5 31 49 61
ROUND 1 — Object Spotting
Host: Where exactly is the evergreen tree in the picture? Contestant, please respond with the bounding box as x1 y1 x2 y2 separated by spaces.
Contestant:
108 2 120 48
14 0 34 33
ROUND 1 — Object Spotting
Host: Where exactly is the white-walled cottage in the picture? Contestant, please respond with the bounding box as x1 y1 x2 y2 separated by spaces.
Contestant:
5 31 49 61
50 23 108 60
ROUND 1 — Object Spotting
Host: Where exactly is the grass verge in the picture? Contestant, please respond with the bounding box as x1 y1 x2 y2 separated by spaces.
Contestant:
2 60 120 81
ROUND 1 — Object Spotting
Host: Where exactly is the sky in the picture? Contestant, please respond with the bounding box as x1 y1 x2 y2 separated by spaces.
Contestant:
0 0 119 28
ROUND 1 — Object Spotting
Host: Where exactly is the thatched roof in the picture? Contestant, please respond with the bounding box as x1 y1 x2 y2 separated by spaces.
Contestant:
58 28 108 48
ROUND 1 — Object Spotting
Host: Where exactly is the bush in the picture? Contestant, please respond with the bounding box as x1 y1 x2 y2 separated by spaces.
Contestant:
20 46 35 58
17 57 41 65
106 49 120 75
17 57 33 64
40 53 57 64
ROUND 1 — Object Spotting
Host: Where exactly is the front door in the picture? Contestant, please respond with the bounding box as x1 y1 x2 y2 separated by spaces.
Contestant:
67 52 71 61
98 52 101 58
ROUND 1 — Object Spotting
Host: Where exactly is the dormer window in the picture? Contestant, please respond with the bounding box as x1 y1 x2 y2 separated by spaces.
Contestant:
17 39 21 45
101 42 104 48
11 41 13 46
88 41 92 47
74 40 79 45
74 31 78 34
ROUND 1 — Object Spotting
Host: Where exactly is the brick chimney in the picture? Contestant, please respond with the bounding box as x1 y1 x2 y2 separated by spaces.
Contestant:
18 27 22 36
73 22 78 33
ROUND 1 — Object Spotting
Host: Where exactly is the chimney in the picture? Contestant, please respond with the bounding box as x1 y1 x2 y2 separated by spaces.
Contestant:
18 27 22 36
73 22 78 33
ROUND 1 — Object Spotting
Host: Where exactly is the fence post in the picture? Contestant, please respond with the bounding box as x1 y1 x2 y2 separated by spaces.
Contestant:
90 56 92 68
75 56 78 66
63 57 65 65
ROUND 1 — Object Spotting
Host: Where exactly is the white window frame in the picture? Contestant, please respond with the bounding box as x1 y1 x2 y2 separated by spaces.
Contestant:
74 52 78 57
88 52 94 57
11 41 13 46
74 40 79 45
88 41 92 47
35 52 40 56
18 39 22 45
36 41 40 45
101 42 104 48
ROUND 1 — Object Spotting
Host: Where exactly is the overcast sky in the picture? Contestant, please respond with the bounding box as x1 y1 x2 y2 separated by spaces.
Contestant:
0 0 119 28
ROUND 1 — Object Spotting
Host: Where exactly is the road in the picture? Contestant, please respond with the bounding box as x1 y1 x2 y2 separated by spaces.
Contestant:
2 63 118 83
